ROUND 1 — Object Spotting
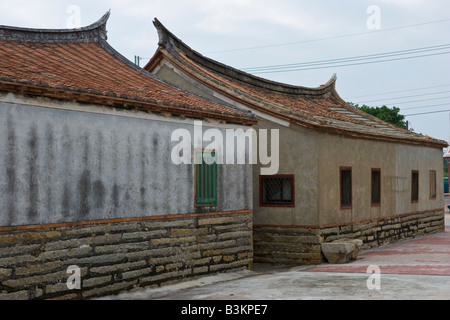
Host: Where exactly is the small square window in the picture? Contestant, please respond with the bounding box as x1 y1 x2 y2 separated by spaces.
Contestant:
260 175 295 207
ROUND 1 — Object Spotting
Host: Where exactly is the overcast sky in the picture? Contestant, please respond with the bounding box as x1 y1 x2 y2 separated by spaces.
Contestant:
1 0 449 143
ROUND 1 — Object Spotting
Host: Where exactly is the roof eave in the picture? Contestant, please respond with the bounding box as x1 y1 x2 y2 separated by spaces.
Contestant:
152 18 336 97
0 80 257 126
146 49 447 149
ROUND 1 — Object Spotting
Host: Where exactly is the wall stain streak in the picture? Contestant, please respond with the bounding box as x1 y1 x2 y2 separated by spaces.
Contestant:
112 183 120 209
45 124 55 214
93 180 105 209
78 134 91 217
6 113 16 225
62 184 70 218
61 124 72 218
139 133 148 211
28 125 38 219
94 131 105 210
125 135 133 212
111 131 119 215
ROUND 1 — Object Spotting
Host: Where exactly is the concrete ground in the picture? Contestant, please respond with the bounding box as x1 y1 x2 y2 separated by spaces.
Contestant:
101 211 450 301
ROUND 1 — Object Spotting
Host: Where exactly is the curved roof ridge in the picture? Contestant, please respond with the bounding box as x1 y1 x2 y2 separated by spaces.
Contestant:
0 10 110 43
152 18 336 97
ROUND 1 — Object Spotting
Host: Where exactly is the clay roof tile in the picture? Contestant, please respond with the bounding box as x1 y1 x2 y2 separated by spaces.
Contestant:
0 12 256 126
145 18 446 148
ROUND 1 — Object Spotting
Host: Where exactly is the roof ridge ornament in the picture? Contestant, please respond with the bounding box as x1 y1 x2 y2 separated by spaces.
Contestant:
153 17 188 52
152 18 337 97
0 10 111 43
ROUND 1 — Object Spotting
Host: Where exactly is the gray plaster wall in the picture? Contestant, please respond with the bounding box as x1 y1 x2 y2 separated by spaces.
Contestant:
395 144 443 214
151 59 444 228
153 64 320 226
318 132 443 226
0 93 252 227
252 120 319 226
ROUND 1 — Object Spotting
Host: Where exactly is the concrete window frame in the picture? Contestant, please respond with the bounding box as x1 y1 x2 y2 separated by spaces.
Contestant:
340 167 352 210
429 170 437 200
259 174 295 208
411 170 419 203
371 168 381 207
194 149 218 207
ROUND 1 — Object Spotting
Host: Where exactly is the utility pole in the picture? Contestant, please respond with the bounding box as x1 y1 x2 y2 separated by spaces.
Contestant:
134 55 142 67
134 56 149 67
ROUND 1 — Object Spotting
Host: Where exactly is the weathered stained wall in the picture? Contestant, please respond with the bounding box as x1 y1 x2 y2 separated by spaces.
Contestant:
395 144 444 214
0 92 254 299
154 64 321 226
150 58 445 266
317 132 444 226
252 120 319 227
0 93 252 227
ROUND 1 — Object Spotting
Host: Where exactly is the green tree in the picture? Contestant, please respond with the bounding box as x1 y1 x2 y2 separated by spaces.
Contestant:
349 103 407 129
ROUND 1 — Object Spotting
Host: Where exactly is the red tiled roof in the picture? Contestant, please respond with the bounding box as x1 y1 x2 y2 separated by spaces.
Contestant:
145 18 447 148
0 12 256 126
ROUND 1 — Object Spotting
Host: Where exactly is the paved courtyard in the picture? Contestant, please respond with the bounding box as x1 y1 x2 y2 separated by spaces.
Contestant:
102 211 450 301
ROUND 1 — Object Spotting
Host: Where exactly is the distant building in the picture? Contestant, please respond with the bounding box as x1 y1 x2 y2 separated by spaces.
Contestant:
0 12 255 299
145 18 447 265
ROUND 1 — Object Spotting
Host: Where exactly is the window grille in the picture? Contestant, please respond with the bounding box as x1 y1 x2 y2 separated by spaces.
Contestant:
260 175 294 206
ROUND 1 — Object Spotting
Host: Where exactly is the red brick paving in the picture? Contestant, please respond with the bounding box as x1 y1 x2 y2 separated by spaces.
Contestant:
309 226 450 276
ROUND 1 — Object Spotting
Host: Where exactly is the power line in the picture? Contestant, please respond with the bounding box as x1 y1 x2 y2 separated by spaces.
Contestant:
344 84 450 99
206 18 450 54
382 96 450 106
401 103 450 110
242 44 450 74
405 109 450 116
242 44 450 72
245 50 450 74
358 90 450 104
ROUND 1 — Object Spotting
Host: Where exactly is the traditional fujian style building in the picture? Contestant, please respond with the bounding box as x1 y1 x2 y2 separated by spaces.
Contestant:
0 12 255 299
145 18 447 265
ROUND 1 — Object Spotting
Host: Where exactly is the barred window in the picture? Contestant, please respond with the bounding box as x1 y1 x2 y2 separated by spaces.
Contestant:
195 150 217 206
411 170 419 203
260 175 295 207
340 167 352 209
429 170 436 199
371 169 381 206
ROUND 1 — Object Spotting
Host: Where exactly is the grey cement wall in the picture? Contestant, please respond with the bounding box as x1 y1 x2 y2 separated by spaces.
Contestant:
252 120 320 226
0 93 252 227
317 132 444 226
151 59 446 267
395 144 443 214
153 63 322 226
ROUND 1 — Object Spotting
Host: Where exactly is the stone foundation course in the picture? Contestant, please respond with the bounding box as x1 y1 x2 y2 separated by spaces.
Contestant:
254 209 445 265
0 211 253 300
320 209 445 249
